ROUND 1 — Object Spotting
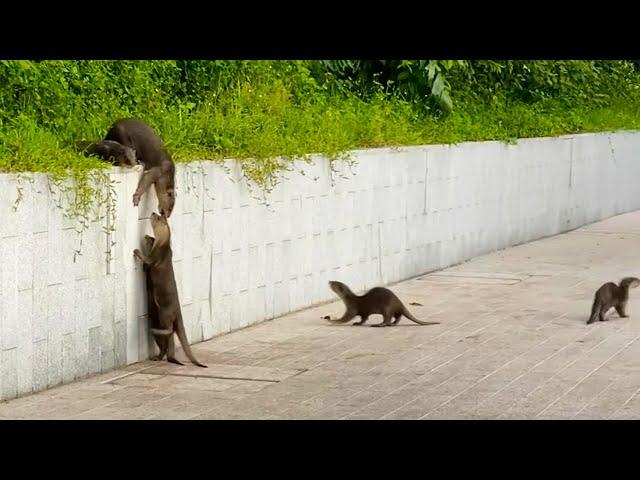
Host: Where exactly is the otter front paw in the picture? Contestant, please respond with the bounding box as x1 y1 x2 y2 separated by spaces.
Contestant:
132 193 141 206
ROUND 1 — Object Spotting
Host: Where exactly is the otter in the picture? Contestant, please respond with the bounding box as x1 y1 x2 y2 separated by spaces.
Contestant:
587 277 640 324
134 213 207 367
76 139 138 167
326 281 440 327
141 234 171 360
105 118 176 217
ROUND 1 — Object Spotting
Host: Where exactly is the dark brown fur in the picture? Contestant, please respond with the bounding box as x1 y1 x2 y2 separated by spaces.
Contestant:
587 277 640 324
106 118 176 217
141 235 169 356
326 281 440 327
134 213 206 367
76 139 138 167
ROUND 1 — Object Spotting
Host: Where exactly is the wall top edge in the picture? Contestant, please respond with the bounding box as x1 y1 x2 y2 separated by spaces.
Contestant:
1 129 637 179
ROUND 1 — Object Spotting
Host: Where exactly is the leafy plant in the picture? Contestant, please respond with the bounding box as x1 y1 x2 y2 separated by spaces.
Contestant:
1 59 640 259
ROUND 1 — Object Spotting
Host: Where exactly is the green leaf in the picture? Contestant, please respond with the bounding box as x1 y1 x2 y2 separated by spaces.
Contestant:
431 74 445 97
427 61 438 83
437 90 453 112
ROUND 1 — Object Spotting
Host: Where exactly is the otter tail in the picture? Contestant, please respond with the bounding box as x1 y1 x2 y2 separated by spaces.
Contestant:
402 306 440 326
587 298 600 325
174 315 207 368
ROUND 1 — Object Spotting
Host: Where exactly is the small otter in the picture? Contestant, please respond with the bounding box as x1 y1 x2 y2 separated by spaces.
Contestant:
105 118 176 217
326 281 440 327
587 277 640 324
134 213 207 367
76 139 138 167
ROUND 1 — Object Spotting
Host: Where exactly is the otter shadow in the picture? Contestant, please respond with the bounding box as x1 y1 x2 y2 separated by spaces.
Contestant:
566 311 626 324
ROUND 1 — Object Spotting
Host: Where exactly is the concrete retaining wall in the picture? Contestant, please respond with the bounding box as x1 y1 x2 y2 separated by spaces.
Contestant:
1 131 639 400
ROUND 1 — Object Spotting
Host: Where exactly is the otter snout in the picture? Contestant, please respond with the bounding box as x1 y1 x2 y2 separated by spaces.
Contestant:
159 205 174 218
158 195 175 218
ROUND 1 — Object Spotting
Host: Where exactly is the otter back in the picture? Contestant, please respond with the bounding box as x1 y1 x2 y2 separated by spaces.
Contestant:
106 118 176 217
105 118 167 168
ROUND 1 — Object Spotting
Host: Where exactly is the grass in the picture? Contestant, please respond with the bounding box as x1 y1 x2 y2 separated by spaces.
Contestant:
2 60 639 259
2 89 640 183
2 61 640 193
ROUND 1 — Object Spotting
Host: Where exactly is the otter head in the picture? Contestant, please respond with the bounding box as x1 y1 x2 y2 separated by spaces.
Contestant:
158 189 175 218
150 212 171 246
622 277 640 289
329 281 353 301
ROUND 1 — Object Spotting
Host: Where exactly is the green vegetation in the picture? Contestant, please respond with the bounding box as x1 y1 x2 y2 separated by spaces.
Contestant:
2 60 640 181
1 60 640 215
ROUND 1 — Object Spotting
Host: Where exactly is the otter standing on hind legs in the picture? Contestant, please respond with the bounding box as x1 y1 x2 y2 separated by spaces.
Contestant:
326 281 440 327
140 234 171 361
134 213 207 367
105 118 176 217
587 277 640 325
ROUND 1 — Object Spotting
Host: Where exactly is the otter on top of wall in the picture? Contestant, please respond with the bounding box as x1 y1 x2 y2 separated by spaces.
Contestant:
76 139 138 167
105 118 176 217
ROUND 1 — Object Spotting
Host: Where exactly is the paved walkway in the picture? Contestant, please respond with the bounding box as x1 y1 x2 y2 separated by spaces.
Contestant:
3 211 640 420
